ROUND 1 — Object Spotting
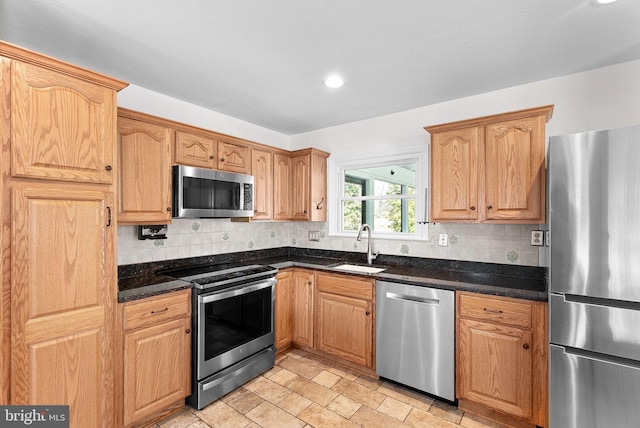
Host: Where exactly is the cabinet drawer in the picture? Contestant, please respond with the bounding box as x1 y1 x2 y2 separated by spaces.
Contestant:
458 293 531 329
316 273 373 300
124 289 191 331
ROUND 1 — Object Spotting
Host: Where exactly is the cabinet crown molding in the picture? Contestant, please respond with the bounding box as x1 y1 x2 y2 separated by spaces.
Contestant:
423 105 554 135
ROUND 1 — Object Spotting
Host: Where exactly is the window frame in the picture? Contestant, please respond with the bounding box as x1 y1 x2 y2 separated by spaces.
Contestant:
328 150 429 241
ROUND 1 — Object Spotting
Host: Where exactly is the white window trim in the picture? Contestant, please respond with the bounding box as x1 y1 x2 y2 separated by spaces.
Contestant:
328 149 430 241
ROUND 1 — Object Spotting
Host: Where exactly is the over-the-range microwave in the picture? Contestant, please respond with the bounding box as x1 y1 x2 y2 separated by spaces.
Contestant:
172 165 254 218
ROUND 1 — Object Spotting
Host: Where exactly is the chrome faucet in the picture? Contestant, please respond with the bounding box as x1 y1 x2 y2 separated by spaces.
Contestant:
356 224 379 265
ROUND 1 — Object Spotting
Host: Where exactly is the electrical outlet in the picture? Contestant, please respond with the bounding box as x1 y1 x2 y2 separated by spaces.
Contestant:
308 231 320 241
439 233 448 246
531 230 544 246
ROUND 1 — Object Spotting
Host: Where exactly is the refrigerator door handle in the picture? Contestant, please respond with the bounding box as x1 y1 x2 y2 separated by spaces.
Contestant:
558 345 640 370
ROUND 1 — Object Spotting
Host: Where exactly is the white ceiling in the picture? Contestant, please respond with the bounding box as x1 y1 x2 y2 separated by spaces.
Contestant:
1 1 639 135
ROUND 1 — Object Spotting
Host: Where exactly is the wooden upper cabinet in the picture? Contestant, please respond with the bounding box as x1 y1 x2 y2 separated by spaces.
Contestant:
430 126 480 221
118 115 173 225
251 148 273 220
175 130 217 169
426 105 553 223
290 154 310 220
10 60 118 184
273 153 292 220
218 139 250 173
485 116 546 221
290 149 329 221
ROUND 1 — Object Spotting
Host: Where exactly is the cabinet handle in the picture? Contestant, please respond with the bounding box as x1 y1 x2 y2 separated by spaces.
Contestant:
105 165 112 171
483 307 503 314
151 307 169 315
186 328 191 334
316 197 324 210
523 344 530 350
470 206 476 211
487 205 493 210
106 207 112 227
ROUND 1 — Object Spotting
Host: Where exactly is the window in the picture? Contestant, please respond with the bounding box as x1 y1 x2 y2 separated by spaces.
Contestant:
330 153 428 240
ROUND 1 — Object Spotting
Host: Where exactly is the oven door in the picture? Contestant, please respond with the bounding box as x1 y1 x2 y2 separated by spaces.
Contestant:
196 278 275 380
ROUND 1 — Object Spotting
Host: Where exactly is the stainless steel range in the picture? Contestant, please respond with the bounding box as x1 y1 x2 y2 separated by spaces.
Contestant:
165 262 278 409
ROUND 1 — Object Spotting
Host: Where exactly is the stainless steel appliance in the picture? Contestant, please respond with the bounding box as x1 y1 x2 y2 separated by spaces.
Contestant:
376 280 455 401
165 263 277 409
172 165 254 218
549 125 640 427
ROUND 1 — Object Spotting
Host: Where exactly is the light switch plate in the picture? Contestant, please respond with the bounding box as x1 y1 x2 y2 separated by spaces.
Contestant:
531 230 544 246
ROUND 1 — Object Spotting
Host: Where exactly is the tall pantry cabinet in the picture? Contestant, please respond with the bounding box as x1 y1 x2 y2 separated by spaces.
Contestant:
0 42 128 427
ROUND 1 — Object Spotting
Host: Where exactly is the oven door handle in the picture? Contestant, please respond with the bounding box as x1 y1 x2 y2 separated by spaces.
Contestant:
200 277 276 304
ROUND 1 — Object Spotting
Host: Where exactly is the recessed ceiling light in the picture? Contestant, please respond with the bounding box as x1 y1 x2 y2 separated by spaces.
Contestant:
324 75 344 88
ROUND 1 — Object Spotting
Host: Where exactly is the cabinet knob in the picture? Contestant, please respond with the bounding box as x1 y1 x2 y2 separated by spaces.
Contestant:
487 205 493 210
523 343 530 350
470 206 476 211
105 165 112 171
220 157 226 162
209 155 215 160
307 281 312 286
365 311 370 315
186 329 191 334
166 207 171 212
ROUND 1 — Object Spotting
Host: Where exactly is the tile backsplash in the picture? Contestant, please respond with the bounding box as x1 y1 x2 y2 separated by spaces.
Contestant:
118 220 544 267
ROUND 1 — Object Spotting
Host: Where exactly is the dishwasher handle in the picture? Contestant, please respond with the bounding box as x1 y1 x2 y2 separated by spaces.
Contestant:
385 291 440 305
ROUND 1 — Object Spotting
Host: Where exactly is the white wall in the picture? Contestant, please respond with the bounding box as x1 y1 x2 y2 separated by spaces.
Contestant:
117 60 640 267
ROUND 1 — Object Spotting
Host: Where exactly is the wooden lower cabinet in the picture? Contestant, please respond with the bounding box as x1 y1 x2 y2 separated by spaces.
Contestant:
274 270 293 351
292 269 315 348
121 289 192 427
315 273 374 368
280 269 375 371
456 291 548 427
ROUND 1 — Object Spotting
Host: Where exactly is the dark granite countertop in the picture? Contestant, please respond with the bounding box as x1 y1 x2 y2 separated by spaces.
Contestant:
118 247 547 302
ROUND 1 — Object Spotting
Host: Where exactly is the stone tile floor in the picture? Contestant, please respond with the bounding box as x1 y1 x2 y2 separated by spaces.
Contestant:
155 348 504 428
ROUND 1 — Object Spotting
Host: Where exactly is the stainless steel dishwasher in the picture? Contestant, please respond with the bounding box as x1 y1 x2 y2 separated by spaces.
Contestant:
376 280 455 401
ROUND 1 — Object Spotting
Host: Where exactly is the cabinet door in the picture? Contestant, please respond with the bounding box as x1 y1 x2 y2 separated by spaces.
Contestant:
118 117 173 224
217 140 250 173
175 131 216 169
273 153 291 220
292 270 314 348
251 148 273 220
430 126 481 221
458 318 532 420
316 292 372 367
11 60 116 184
123 317 191 426
11 183 116 428
274 271 293 351
309 153 327 222
484 115 546 222
291 154 310 220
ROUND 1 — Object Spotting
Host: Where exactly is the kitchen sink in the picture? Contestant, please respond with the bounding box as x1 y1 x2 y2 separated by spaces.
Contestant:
332 264 386 274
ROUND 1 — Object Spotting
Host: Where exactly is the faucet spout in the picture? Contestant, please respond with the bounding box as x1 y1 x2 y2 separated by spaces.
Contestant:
356 224 378 265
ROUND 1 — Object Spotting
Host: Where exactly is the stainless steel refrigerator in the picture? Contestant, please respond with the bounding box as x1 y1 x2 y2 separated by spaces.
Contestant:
549 124 640 427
